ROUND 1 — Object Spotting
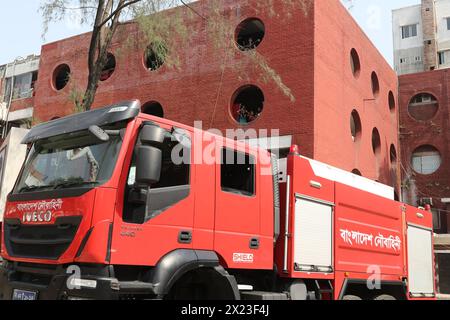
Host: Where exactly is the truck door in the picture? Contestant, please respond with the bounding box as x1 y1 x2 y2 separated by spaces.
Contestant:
214 147 264 269
111 128 194 266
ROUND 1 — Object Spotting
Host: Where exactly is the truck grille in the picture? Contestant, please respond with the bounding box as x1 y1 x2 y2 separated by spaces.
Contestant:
4 216 82 260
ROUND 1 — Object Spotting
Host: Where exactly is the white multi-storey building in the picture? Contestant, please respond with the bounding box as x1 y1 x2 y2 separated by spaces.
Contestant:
393 0 450 75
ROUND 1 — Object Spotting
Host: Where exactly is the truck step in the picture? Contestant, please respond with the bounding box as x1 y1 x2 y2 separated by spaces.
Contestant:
118 281 156 294
241 291 289 300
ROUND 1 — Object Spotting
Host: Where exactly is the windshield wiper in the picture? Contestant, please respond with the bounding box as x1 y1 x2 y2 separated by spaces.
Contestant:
18 185 53 193
52 181 99 190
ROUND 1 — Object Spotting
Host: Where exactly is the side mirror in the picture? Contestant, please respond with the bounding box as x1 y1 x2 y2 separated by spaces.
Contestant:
140 124 166 145
136 145 162 186
135 124 166 186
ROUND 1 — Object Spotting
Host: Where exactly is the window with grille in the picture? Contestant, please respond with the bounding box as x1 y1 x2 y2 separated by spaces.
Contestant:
401 24 418 39
411 145 442 175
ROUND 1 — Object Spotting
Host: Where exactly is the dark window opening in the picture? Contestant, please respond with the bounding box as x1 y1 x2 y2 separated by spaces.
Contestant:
350 110 362 142
371 72 380 97
235 18 265 51
352 169 362 176
142 101 164 118
53 64 71 91
144 42 168 71
390 144 397 165
439 51 446 65
350 49 361 77
100 53 116 81
408 93 439 121
31 71 38 91
388 91 396 112
221 149 255 196
372 128 381 155
231 85 264 125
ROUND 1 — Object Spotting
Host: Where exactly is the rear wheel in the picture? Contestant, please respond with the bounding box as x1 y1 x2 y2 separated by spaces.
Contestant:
373 294 396 300
342 295 362 300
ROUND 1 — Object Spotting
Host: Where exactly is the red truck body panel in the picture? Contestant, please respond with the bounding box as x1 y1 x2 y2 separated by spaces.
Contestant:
275 153 435 299
334 182 405 277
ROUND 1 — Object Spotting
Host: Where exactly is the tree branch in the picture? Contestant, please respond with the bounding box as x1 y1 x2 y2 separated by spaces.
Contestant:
97 0 141 28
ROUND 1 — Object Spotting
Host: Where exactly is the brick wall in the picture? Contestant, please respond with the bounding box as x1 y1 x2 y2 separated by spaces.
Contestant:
399 69 450 231
421 0 438 71
9 98 33 113
314 0 400 190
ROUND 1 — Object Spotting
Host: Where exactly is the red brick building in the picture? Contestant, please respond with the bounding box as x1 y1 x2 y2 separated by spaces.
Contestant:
399 69 450 295
399 69 450 233
31 0 399 191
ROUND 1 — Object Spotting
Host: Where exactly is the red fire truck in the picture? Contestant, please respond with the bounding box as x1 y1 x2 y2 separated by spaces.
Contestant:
0 100 436 300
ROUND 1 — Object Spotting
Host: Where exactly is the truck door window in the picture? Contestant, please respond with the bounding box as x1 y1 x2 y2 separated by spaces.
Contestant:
124 135 191 224
221 148 255 196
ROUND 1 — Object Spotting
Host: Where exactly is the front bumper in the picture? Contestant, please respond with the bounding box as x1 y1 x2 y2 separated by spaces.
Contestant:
0 261 120 300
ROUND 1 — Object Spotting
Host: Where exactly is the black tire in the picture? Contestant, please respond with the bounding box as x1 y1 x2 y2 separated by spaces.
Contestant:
342 295 362 300
373 294 396 300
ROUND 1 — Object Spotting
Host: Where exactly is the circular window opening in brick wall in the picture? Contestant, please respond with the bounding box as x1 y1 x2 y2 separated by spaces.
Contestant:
142 101 164 118
372 128 381 155
231 85 264 125
235 18 265 51
144 42 168 71
352 169 362 176
411 145 442 175
390 144 397 165
388 91 396 112
350 109 362 142
371 72 380 98
100 53 116 81
53 64 71 90
408 93 439 121
350 49 361 77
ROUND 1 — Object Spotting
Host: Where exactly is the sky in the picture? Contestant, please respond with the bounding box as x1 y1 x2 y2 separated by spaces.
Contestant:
0 0 421 67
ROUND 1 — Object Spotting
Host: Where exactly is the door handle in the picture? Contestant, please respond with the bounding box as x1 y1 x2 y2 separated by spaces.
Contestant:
250 237 260 249
178 231 192 244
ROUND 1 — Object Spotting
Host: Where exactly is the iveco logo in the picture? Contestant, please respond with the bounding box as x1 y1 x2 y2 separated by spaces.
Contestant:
22 211 52 223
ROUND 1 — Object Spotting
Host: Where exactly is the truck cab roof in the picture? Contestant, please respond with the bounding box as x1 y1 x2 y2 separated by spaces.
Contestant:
21 100 141 144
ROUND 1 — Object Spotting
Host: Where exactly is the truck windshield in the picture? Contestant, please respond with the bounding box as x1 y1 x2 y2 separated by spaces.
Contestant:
15 124 125 193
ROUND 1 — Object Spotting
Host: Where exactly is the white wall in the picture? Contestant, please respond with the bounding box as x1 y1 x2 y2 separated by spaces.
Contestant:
0 127 29 220
4 57 39 78
393 5 424 74
436 0 450 51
